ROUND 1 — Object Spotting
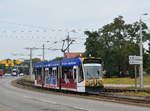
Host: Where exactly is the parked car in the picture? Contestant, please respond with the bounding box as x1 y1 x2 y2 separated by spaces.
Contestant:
0 71 3 76
4 73 11 77
19 73 24 76
12 69 17 76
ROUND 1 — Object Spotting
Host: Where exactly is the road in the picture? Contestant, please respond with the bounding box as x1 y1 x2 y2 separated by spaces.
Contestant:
0 77 150 111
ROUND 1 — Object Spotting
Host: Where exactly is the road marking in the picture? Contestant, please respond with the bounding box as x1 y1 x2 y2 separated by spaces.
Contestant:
24 96 90 111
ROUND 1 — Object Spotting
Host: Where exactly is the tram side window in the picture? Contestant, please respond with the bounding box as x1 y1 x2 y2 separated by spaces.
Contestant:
35 69 38 80
52 70 56 77
62 66 74 83
68 67 73 79
49 68 52 77
62 67 64 79
52 68 57 77
78 65 84 82
73 69 77 83
45 68 49 76
36 68 41 80
62 67 67 83
56 67 58 79
73 69 76 80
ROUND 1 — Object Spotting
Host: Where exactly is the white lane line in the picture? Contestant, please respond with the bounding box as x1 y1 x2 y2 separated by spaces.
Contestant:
24 96 57 104
24 96 90 111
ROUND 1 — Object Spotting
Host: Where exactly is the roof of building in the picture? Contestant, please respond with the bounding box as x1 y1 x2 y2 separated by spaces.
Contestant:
64 52 83 58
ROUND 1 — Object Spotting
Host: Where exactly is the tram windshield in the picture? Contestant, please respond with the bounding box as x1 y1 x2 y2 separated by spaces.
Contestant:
84 64 102 79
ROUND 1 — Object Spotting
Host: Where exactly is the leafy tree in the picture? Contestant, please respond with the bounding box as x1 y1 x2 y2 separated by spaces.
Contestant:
84 16 150 77
51 57 64 61
20 58 42 74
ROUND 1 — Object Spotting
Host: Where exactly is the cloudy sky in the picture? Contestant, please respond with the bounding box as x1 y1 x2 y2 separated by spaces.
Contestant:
0 0 150 60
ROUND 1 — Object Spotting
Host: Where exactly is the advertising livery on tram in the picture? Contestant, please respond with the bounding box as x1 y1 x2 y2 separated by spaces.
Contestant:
34 57 103 93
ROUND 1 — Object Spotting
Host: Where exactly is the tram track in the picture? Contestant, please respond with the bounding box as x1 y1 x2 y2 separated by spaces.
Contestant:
103 87 150 93
12 77 150 107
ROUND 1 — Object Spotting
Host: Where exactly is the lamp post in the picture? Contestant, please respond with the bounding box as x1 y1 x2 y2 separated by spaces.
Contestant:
139 13 148 88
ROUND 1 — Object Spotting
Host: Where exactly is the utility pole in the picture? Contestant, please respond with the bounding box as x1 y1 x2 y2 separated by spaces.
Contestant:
42 44 45 61
61 32 75 57
41 44 45 87
67 32 70 53
139 18 143 88
134 65 137 90
24 47 39 77
29 48 33 76
139 13 148 88
25 48 33 76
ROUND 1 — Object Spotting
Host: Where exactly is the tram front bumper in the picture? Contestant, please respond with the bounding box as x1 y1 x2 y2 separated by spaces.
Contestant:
84 79 104 92
85 86 104 93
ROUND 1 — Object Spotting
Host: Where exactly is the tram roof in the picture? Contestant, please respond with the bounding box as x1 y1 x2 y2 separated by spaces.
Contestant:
34 58 82 68
61 58 82 67
34 62 45 68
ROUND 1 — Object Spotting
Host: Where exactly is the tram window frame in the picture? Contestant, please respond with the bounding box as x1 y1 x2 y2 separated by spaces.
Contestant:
78 65 84 82
36 68 42 80
73 69 76 79
49 68 52 76
35 70 37 80
56 67 59 79
73 68 77 83
62 66 73 79
52 67 57 78
45 68 49 76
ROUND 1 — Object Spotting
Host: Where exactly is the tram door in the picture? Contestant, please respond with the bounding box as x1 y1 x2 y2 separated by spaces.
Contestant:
73 66 78 85
77 65 85 92
51 67 57 88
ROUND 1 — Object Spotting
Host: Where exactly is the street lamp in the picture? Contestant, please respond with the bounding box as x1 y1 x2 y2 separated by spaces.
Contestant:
139 13 148 88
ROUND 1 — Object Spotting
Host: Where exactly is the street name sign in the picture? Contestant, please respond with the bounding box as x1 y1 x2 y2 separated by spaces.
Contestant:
129 56 142 65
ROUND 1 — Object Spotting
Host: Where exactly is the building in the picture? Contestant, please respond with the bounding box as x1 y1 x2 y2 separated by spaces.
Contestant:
64 52 83 58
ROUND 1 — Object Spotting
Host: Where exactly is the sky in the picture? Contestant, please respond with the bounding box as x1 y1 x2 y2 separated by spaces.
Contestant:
0 0 150 60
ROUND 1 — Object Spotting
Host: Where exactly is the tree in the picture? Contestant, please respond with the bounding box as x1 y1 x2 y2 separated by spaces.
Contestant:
84 16 150 77
51 57 64 61
84 31 100 57
20 58 42 74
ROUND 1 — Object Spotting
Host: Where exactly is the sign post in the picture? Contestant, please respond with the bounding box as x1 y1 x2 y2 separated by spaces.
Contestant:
134 65 137 91
129 56 143 89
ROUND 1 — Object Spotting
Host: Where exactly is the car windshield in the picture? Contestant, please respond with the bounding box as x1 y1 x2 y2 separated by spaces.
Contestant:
83 64 102 79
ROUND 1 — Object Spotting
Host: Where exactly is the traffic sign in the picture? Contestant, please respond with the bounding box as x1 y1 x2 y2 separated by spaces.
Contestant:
129 56 142 65
129 56 142 61
129 60 142 64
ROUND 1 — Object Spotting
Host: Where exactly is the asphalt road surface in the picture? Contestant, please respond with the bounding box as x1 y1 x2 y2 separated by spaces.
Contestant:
0 77 150 111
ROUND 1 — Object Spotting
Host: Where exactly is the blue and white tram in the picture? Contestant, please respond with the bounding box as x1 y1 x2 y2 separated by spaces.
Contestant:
34 58 103 93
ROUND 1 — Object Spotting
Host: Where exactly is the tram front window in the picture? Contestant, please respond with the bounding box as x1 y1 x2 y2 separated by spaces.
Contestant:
84 64 102 79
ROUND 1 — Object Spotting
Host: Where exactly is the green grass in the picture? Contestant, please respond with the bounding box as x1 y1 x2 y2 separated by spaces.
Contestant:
126 86 150 89
118 91 150 96
103 75 150 85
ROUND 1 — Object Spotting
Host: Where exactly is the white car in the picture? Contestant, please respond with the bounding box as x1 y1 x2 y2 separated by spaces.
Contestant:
4 73 11 77
19 73 24 76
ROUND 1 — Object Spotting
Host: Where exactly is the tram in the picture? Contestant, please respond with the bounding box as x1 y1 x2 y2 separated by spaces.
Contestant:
34 57 103 93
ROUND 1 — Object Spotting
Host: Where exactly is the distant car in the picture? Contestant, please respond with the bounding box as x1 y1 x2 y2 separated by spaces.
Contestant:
19 73 24 76
4 73 11 77
0 70 3 76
